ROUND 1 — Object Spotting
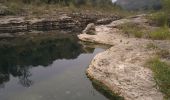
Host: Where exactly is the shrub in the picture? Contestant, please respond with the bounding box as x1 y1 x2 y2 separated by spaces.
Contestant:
117 23 144 38
146 58 170 98
149 26 170 40
149 12 169 27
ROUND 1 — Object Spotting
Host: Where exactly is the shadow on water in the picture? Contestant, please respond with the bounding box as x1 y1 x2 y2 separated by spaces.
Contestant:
87 69 124 100
91 80 124 100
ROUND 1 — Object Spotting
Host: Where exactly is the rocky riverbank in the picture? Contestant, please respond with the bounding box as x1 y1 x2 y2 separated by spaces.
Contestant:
0 12 121 34
78 15 170 100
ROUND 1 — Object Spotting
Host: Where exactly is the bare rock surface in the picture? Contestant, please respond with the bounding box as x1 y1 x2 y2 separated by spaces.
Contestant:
78 15 170 100
0 13 121 33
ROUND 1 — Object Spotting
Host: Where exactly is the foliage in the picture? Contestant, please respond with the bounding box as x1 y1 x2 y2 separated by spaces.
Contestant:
117 23 144 38
148 26 170 40
149 12 169 27
1 0 124 16
118 22 170 40
3 0 114 7
146 58 170 99
148 0 170 27
162 0 170 12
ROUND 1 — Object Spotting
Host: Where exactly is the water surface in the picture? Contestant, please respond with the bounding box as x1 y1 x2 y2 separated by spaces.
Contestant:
0 35 115 100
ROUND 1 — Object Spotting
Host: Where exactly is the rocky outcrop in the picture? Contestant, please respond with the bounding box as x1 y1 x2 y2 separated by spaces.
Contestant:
0 13 121 33
87 45 163 100
78 15 170 100
82 23 96 34
0 16 80 33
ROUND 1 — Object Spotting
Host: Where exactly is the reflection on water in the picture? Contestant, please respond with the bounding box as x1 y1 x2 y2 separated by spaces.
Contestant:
0 34 119 100
116 0 162 10
0 36 86 88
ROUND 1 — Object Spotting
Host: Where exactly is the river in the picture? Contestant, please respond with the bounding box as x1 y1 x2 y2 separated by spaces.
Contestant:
0 34 120 100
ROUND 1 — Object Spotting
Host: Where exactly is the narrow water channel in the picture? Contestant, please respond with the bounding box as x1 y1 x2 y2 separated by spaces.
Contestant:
0 34 112 100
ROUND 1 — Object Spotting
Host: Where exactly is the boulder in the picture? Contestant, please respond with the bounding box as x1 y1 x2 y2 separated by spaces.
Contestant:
82 23 96 35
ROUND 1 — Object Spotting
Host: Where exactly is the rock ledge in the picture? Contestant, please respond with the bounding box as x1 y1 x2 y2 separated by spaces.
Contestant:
78 15 170 100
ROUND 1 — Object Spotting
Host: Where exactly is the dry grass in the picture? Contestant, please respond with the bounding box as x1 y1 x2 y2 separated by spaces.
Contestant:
117 22 170 40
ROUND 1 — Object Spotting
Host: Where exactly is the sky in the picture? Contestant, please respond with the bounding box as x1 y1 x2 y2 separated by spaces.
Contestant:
112 0 117 3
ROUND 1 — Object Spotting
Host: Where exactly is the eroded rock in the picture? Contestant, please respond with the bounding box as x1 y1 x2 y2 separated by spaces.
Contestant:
82 23 96 35
87 45 163 100
0 13 122 33
78 15 170 100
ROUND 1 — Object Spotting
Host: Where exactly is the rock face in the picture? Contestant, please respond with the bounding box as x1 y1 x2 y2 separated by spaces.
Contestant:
0 16 80 33
0 13 121 33
82 23 96 35
78 15 170 100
